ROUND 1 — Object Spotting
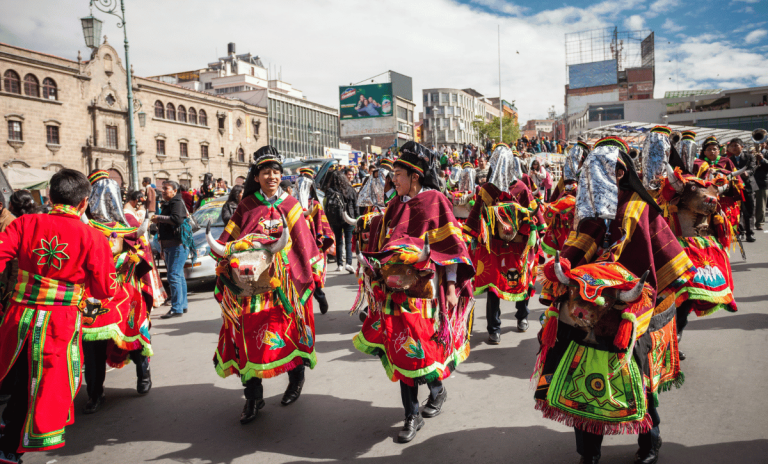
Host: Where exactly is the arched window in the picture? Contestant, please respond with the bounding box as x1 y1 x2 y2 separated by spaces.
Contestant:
23 74 39 97
104 54 113 74
166 103 175 121
3 70 20 94
198 109 207 126
154 100 164 118
237 148 245 162
42 78 57 100
188 107 197 125
177 105 187 123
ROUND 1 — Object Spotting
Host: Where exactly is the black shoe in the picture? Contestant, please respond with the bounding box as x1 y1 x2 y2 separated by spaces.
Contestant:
634 436 662 464
183 308 188 313
517 318 529 332
281 378 304 406
0 394 10 405
677 333 685 360
578 456 600 464
678 350 686 361
83 394 105 414
317 294 329 315
397 414 424 443
160 310 183 319
746 234 756 242
488 333 501 345
359 308 369 323
421 387 447 418
239 398 266 425
137 367 152 395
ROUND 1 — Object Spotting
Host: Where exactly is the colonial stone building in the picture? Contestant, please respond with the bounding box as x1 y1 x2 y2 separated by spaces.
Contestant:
0 39 267 189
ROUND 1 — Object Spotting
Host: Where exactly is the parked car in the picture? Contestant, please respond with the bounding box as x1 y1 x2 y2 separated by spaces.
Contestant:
150 196 227 282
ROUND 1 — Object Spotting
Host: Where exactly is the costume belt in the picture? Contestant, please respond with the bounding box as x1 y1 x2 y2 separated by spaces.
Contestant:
11 270 85 307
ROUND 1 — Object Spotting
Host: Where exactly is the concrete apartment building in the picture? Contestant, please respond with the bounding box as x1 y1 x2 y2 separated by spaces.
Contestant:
152 43 339 160
0 40 265 187
421 88 502 147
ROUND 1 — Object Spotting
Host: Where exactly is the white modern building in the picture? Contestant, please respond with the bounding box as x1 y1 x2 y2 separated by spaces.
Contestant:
151 43 339 159
421 88 501 147
566 86 768 139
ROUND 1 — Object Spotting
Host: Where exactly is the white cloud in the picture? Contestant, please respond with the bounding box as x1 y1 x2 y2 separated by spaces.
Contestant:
731 0 759 3
0 0 766 124
469 0 526 15
745 30 768 44
647 0 681 18
624 15 645 31
661 18 685 33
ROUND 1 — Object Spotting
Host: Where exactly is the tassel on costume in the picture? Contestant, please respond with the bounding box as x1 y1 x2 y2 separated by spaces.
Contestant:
614 317 633 350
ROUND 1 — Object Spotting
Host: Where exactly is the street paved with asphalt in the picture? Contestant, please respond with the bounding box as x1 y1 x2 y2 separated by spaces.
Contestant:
16 238 768 464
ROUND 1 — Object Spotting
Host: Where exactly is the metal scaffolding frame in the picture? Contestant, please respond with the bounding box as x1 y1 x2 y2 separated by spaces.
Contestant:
565 27 654 85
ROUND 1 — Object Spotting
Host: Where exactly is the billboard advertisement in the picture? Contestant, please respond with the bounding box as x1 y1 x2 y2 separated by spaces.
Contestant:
568 59 617 90
340 117 396 138
339 83 393 120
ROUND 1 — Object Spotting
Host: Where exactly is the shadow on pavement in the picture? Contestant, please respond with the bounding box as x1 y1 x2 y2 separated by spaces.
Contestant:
48 388 402 463
686 312 768 331
152 317 223 337
461 337 540 381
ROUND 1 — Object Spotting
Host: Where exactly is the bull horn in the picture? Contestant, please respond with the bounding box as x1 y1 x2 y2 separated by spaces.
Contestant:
136 218 150 236
554 252 570 285
357 251 372 272
666 163 684 193
206 222 227 257
718 184 729 195
417 235 431 263
618 270 649 302
265 214 290 255
80 214 90 225
342 209 357 225
731 166 749 177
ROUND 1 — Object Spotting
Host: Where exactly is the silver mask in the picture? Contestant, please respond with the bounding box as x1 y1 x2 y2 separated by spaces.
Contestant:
677 139 698 173
293 176 313 210
564 144 584 181
575 145 620 226
448 165 462 189
88 178 129 226
458 167 476 192
488 145 521 191
641 131 671 190
357 172 385 207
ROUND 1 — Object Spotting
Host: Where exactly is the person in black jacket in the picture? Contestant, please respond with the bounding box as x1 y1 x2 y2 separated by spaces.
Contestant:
323 170 359 273
753 143 768 230
725 138 757 241
220 185 244 225
151 181 188 318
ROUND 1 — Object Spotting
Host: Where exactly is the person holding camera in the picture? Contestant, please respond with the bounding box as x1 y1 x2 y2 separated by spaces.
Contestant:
152 181 188 318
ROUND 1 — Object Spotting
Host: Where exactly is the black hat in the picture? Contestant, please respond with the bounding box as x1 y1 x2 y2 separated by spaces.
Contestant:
394 141 440 190
728 138 744 147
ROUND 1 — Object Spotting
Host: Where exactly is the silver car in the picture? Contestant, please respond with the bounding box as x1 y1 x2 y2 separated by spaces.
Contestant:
184 197 227 281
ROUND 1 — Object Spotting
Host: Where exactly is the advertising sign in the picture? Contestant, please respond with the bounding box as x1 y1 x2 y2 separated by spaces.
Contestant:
340 117 396 138
339 83 393 120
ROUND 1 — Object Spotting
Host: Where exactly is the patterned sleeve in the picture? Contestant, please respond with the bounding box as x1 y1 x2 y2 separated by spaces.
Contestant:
86 229 118 300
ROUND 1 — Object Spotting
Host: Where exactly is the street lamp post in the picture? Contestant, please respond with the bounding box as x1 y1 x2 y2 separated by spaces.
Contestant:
81 0 140 191
362 136 371 163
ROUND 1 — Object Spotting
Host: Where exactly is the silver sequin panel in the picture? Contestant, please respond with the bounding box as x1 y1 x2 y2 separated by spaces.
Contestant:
89 178 129 226
575 145 620 226
641 131 671 190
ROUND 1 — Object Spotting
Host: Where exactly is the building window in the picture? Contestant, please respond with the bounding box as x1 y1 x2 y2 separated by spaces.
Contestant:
201 144 208 159
178 105 187 123
104 54 113 74
199 109 207 126
180 142 188 158
46 125 59 144
23 74 39 97
236 118 242 128
7 121 22 141
3 70 20 94
42 78 57 100
156 139 165 155
237 148 244 162
106 125 118 149
105 94 116 106
204 82 213 90
154 100 164 118
397 107 407 119
166 103 176 121
188 107 197 125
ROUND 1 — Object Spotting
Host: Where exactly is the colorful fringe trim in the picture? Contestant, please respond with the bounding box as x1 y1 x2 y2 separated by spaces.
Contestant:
535 400 653 435
214 349 317 382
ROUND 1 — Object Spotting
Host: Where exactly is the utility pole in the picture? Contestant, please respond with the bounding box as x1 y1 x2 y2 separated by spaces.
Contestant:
498 25 502 143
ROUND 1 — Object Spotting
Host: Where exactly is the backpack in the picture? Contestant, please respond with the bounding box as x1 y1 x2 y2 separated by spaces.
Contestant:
326 190 346 224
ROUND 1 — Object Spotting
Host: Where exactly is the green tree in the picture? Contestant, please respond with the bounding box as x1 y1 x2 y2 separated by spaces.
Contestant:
471 116 520 146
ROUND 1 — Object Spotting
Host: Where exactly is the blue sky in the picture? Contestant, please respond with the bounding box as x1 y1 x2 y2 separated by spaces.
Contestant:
1 0 766 123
